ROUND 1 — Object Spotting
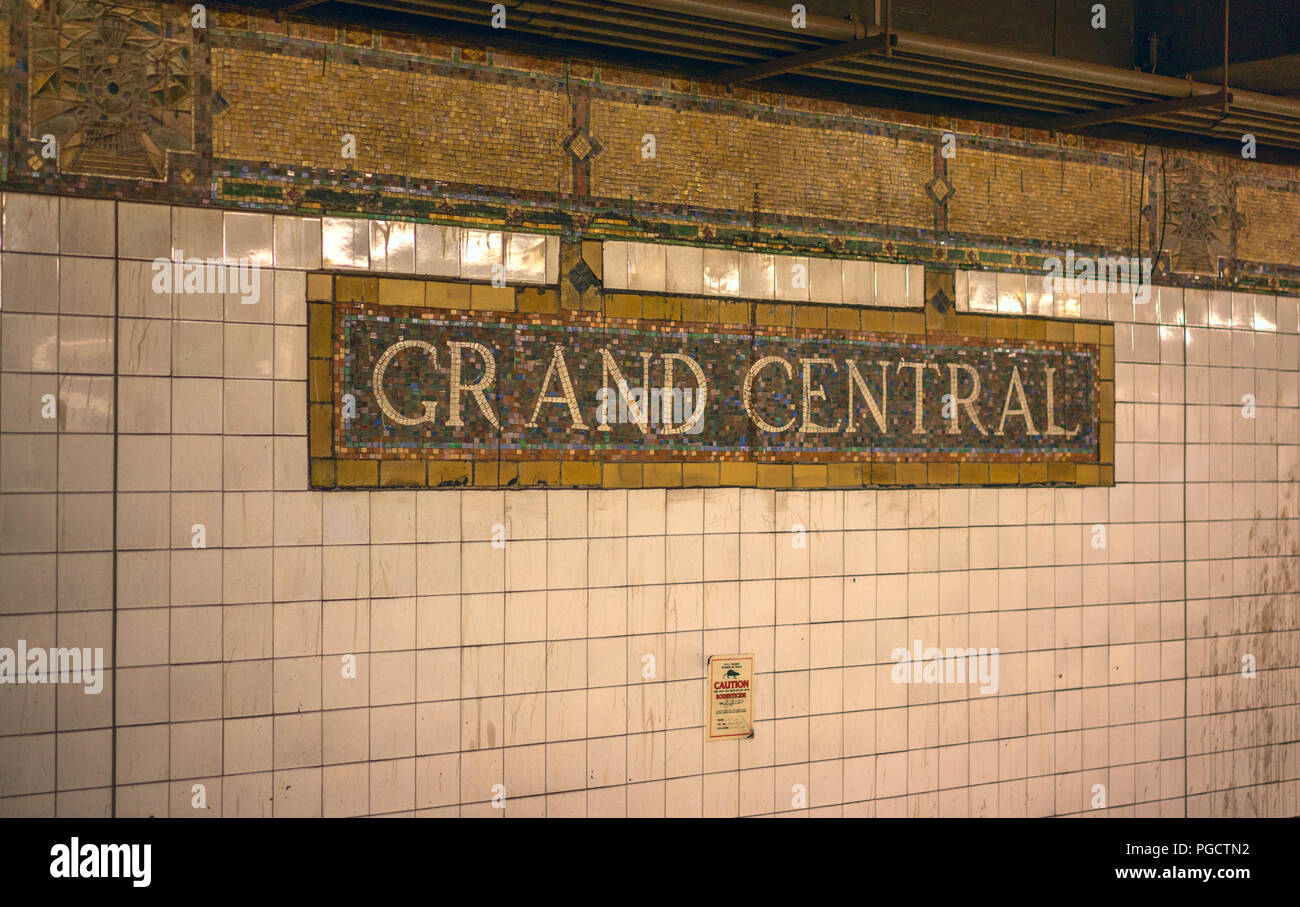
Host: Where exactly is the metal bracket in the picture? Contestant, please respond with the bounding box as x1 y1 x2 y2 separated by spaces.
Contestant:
1042 90 1232 132
720 31 897 86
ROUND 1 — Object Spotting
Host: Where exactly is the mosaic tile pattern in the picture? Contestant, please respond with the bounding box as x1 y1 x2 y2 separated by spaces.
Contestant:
329 304 1099 462
589 96 935 232
309 272 1114 488
210 45 570 194
1237 181 1300 268
1157 155 1237 277
1 10 10 151
4 2 1300 296
29 0 193 180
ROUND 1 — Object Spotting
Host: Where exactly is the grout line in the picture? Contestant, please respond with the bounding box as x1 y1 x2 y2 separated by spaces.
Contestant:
542 492 548 818
52 216 60 816
110 203 119 819
1183 316 1189 817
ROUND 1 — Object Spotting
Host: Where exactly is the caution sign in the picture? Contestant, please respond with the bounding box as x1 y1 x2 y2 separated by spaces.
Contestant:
706 654 755 742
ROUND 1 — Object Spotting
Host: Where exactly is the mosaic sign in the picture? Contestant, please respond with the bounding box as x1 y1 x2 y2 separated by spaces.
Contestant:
325 302 1100 465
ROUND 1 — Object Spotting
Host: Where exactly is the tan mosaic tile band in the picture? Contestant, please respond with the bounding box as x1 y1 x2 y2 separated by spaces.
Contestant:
5 1 1298 295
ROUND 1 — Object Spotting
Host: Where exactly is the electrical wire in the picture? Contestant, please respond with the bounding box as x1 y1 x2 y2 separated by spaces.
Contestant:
1136 129 1151 264
1155 147 1169 276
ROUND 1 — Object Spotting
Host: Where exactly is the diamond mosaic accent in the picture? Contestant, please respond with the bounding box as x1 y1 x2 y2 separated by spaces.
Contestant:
928 286 953 314
925 173 956 205
567 257 599 296
561 126 603 162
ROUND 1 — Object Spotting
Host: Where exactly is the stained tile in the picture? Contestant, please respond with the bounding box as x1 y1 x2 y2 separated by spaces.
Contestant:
4 194 59 254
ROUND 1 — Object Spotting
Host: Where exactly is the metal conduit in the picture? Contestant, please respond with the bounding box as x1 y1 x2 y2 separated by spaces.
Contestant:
612 0 1300 120
346 0 762 62
539 0 817 49
820 60 1149 109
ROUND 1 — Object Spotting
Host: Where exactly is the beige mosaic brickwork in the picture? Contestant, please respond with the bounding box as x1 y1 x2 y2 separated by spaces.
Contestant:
211 47 571 193
0 16 9 136
590 98 935 228
947 147 1133 250
3 1 1299 278
194 9 1300 278
1238 184 1300 266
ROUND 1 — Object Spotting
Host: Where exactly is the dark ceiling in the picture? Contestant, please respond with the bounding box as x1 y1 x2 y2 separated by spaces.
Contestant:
1140 0 1300 98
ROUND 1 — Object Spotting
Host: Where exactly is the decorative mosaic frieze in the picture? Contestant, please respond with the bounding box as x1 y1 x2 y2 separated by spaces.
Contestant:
4 2 1300 297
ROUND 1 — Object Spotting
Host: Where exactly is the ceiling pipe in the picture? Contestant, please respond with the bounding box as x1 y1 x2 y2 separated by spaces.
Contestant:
721 31 895 85
607 0 856 39
345 0 771 62
613 0 1300 120
537 0 812 51
1043 90 1232 131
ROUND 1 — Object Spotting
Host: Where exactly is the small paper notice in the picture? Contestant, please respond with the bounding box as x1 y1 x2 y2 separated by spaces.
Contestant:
706 654 755 742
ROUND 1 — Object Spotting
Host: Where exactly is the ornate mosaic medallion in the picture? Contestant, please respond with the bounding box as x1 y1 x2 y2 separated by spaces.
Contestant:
29 1 193 180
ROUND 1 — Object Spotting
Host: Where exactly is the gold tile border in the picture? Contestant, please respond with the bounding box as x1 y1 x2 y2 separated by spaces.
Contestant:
308 271 1114 489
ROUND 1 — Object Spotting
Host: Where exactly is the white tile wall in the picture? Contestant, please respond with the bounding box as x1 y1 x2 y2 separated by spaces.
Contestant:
956 267 1177 322
0 192 1296 817
316 217 557 284
604 240 924 308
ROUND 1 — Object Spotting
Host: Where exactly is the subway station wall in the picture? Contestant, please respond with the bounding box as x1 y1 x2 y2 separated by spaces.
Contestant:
0 0 1298 817
0 194 1297 816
